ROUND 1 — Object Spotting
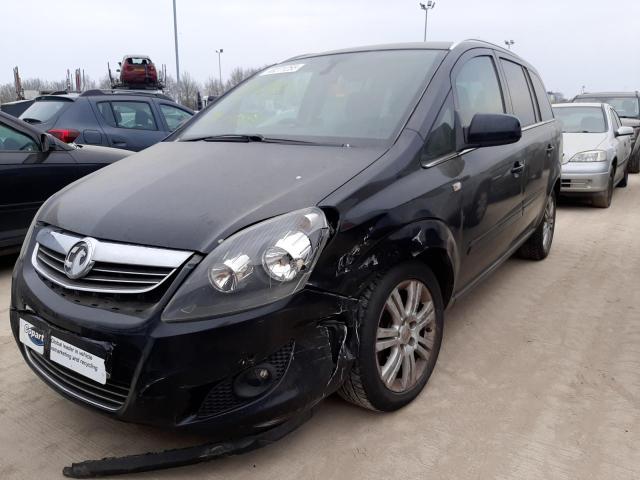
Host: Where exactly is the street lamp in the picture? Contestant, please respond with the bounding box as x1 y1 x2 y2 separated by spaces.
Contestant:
173 0 180 84
216 49 224 89
504 39 515 50
419 1 436 42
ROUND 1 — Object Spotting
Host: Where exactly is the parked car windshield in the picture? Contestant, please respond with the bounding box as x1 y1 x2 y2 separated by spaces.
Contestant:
178 49 446 146
552 106 607 133
574 96 639 119
19 99 69 123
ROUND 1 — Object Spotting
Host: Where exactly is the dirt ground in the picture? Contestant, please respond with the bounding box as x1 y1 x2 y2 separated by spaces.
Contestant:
1 177 639 480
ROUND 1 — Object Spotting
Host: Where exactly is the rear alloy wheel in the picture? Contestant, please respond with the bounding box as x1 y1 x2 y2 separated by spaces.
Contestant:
338 263 443 411
518 190 556 260
593 169 614 208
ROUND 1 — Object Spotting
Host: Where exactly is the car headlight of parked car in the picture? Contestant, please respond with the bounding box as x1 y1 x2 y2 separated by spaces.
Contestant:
162 207 330 322
569 150 607 162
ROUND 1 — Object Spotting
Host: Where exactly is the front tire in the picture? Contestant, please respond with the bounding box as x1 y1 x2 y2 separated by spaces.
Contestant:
338 263 444 411
518 190 556 260
592 169 614 208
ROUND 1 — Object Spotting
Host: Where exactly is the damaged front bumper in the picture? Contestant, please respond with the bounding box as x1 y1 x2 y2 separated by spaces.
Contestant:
10 255 358 439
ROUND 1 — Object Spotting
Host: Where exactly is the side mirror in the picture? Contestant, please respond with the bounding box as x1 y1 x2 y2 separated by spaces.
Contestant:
116 69 121 73
40 133 53 152
615 126 634 137
465 113 522 149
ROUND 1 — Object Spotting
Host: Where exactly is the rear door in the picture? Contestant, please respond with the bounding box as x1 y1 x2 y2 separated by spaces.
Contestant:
451 50 526 288
93 99 166 151
0 121 77 248
497 57 559 231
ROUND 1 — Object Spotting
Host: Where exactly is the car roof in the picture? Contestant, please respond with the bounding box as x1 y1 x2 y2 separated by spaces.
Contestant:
33 90 178 104
289 41 454 60
553 102 606 108
575 92 639 98
286 39 534 69
123 54 151 59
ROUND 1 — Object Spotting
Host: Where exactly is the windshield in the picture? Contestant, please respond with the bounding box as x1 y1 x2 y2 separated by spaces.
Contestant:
178 49 446 146
575 96 639 118
20 99 69 123
552 106 607 133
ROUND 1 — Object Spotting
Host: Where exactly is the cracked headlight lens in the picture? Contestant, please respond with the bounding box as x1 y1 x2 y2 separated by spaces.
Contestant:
162 207 330 321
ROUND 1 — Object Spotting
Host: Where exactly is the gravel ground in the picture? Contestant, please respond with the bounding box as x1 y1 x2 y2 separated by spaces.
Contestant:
1 176 639 479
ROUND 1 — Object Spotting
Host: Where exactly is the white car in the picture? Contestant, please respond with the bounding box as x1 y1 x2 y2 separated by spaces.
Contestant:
552 102 633 208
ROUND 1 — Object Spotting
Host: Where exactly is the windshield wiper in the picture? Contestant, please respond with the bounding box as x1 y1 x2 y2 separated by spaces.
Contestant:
181 134 345 147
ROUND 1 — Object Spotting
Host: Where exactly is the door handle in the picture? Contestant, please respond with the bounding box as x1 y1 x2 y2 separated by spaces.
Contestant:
511 161 525 175
546 144 555 153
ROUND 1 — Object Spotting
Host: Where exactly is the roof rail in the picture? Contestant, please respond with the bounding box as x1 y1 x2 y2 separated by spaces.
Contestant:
79 89 173 101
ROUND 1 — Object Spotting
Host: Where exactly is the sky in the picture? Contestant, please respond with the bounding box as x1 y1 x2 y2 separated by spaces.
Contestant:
2 0 639 98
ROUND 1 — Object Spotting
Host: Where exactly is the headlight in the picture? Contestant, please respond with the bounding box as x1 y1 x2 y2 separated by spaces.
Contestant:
569 150 607 162
162 207 330 322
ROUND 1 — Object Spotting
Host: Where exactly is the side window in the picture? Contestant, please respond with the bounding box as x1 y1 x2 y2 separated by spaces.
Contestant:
159 104 192 131
423 93 456 161
500 60 537 127
0 123 38 152
528 71 554 121
454 56 505 130
611 109 621 129
111 101 158 131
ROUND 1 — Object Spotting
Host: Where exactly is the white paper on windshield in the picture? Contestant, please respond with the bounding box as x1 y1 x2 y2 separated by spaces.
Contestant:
260 64 305 75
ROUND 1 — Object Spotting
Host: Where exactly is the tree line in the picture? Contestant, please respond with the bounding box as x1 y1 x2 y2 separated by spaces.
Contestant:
0 65 267 110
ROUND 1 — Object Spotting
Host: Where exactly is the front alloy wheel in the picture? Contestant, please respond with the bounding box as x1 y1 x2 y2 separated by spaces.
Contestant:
338 263 444 411
376 280 436 392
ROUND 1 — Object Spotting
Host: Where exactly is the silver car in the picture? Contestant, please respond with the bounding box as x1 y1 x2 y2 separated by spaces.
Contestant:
553 102 633 208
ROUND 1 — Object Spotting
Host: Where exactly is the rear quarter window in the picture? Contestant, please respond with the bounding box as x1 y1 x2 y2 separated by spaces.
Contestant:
19 99 69 123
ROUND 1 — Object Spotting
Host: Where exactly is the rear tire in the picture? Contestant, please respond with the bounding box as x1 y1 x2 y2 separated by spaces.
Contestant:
593 169 614 208
338 263 444 411
518 190 556 261
629 152 640 174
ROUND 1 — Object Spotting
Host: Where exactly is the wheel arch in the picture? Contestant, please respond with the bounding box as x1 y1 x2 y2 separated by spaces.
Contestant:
334 218 460 308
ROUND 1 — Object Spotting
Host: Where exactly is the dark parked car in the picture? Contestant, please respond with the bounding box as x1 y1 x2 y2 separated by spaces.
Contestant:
11 41 560 457
0 111 131 254
573 91 640 173
19 90 193 151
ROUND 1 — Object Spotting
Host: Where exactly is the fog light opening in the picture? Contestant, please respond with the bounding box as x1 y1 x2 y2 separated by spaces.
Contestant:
233 363 277 399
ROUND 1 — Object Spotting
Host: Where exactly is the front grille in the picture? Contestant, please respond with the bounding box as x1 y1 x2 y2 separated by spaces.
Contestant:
25 348 130 412
197 341 294 419
31 227 192 295
36 244 174 293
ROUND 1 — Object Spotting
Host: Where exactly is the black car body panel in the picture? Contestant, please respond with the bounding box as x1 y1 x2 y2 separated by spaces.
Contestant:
10 41 561 438
0 111 131 252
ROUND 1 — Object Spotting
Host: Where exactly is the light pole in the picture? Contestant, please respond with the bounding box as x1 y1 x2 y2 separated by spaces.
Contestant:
173 0 180 84
216 49 224 90
419 2 436 42
504 39 515 50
